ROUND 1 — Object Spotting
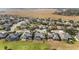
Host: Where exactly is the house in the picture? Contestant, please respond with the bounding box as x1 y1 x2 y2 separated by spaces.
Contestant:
3 23 12 31
0 25 4 30
6 32 22 41
20 32 32 41
36 19 41 23
38 25 46 29
48 32 61 41
11 20 28 31
50 30 72 41
56 21 64 25
64 21 72 26
76 27 79 31
35 29 47 34
57 26 64 30
48 21 55 25
0 32 8 39
48 32 53 39
58 32 72 40
34 32 45 40
74 32 79 41
51 30 63 33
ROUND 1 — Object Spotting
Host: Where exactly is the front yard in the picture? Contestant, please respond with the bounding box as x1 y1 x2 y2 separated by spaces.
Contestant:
0 40 79 50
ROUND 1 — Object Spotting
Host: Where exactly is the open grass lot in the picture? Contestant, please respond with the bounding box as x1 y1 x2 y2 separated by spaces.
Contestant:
0 40 50 50
0 40 79 50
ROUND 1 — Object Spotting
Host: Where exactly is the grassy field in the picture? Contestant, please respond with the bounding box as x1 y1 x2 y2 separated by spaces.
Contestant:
0 40 50 50
0 39 79 50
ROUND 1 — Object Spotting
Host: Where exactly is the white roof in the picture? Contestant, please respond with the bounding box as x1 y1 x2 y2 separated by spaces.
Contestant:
51 30 64 33
35 29 47 33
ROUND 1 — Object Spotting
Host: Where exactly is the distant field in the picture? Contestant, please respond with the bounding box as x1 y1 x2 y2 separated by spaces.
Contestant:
1 9 79 20
0 40 79 50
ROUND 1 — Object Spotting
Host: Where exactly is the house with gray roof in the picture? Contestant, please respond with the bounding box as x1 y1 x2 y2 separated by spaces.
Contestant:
21 32 32 41
6 32 22 41
74 32 79 41
0 32 8 39
59 32 72 40
34 32 45 40
48 32 61 41
50 30 72 40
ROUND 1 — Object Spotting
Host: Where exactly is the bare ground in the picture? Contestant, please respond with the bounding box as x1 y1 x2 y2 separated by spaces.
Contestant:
47 40 79 50
1 10 79 21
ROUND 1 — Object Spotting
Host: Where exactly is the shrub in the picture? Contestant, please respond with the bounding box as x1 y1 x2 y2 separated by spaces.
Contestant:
4 46 8 50
67 38 75 44
65 29 77 36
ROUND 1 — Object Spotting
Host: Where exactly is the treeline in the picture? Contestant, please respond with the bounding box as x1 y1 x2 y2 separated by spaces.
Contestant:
54 9 79 16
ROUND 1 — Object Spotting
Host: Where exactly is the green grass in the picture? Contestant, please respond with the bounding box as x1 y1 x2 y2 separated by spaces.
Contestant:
0 39 79 50
0 40 50 50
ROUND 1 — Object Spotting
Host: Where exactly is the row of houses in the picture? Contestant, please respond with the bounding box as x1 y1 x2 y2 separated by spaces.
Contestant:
0 29 78 41
0 15 79 31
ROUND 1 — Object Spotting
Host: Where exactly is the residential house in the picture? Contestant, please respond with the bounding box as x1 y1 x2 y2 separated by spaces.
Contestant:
21 32 32 41
74 32 79 41
48 32 61 41
34 32 45 40
0 32 8 39
6 32 22 41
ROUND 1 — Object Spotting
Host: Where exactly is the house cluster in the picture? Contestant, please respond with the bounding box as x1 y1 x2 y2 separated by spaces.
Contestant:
0 15 79 41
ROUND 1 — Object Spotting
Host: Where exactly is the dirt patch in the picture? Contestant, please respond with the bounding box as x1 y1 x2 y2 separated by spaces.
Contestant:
47 40 79 50
1 10 79 20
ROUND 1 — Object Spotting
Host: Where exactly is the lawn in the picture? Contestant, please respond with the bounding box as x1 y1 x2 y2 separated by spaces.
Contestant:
0 40 50 50
0 39 79 50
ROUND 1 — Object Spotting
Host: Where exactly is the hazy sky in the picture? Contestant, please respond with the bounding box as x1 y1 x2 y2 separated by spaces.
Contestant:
0 8 79 12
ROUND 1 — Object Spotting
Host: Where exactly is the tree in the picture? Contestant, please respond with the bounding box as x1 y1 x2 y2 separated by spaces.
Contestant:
64 27 78 43
16 26 21 30
4 46 8 50
58 18 62 22
69 20 74 24
65 29 76 36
